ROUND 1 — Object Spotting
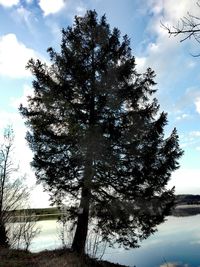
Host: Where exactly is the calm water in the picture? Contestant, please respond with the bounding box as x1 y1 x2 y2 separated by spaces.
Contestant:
30 215 200 267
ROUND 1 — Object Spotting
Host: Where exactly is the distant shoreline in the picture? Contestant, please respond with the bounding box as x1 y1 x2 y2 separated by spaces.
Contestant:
172 204 200 217
10 204 200 221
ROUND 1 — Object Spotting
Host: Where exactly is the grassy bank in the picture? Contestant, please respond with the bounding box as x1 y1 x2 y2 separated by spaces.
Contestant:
0 248 128 267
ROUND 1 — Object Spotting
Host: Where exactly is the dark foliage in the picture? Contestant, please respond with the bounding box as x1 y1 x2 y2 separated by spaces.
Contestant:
20 10 183 253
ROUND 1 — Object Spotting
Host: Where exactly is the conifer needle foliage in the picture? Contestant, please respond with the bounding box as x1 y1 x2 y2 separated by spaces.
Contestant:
20 10 183 254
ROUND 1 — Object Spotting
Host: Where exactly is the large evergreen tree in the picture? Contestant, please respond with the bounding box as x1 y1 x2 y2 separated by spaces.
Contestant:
20 10 183 254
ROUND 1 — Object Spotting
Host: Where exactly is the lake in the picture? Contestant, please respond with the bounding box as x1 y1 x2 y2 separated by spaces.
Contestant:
29 215 200 267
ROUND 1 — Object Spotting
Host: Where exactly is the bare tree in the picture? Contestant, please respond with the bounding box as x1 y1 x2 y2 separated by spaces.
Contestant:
0 126 29 247
19 210 40 251
86 223 107 260
57 204 75 249
8 209 40 251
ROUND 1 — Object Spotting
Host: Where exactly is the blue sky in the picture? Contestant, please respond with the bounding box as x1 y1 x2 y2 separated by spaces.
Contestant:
1 0 200 207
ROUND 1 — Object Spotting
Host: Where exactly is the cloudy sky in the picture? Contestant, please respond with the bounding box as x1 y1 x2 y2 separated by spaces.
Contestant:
1 0 200 207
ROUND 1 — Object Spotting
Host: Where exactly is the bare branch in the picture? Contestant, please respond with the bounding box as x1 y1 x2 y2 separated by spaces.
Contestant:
161 3 200 46
0 126 30 248
161 2 200 57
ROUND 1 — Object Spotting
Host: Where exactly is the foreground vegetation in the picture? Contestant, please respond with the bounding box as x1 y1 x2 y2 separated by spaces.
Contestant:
0 248 128 267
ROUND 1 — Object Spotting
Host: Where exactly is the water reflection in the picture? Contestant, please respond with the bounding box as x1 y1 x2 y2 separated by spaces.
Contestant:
29 215 200 267
160 264 189 267
103 215 200 267
30 220 61 252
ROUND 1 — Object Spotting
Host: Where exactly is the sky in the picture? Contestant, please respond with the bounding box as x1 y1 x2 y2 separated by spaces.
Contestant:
1 0 200 207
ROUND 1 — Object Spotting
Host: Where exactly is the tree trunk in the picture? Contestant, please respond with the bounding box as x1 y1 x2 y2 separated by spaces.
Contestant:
0 222 9 247
72 47 95 253
72 186 90 254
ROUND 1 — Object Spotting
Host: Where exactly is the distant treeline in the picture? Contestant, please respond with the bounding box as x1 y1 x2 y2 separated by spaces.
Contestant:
9 207 61 221
9 195 200 221
175 194 200 205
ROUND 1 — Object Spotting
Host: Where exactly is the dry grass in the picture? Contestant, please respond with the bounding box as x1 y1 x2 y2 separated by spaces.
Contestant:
0 248 128 267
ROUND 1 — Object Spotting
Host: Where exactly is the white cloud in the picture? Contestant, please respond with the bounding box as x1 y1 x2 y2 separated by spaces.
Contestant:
0 111 33 185
144 0 199 23
76 5 86 16
6 88 33 171
136 0 200 80
0 107 50 208
39 0 66 16
135 57 147 73
180 131 200 148
190 131 200 137
195 97 200 114
0 115 50 208
1 87 51 208
168 168 200 194
0 0 19 7
10 84 33 108
136 31 182 84
174 87 200 115
0 111 20 132
176 113 190 121
16 6 32 25
163 0 200 24
0 110 31 167
0 33 38 78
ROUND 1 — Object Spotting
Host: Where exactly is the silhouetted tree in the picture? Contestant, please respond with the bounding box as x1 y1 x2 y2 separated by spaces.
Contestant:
0 126 29 247
20 10 183 254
